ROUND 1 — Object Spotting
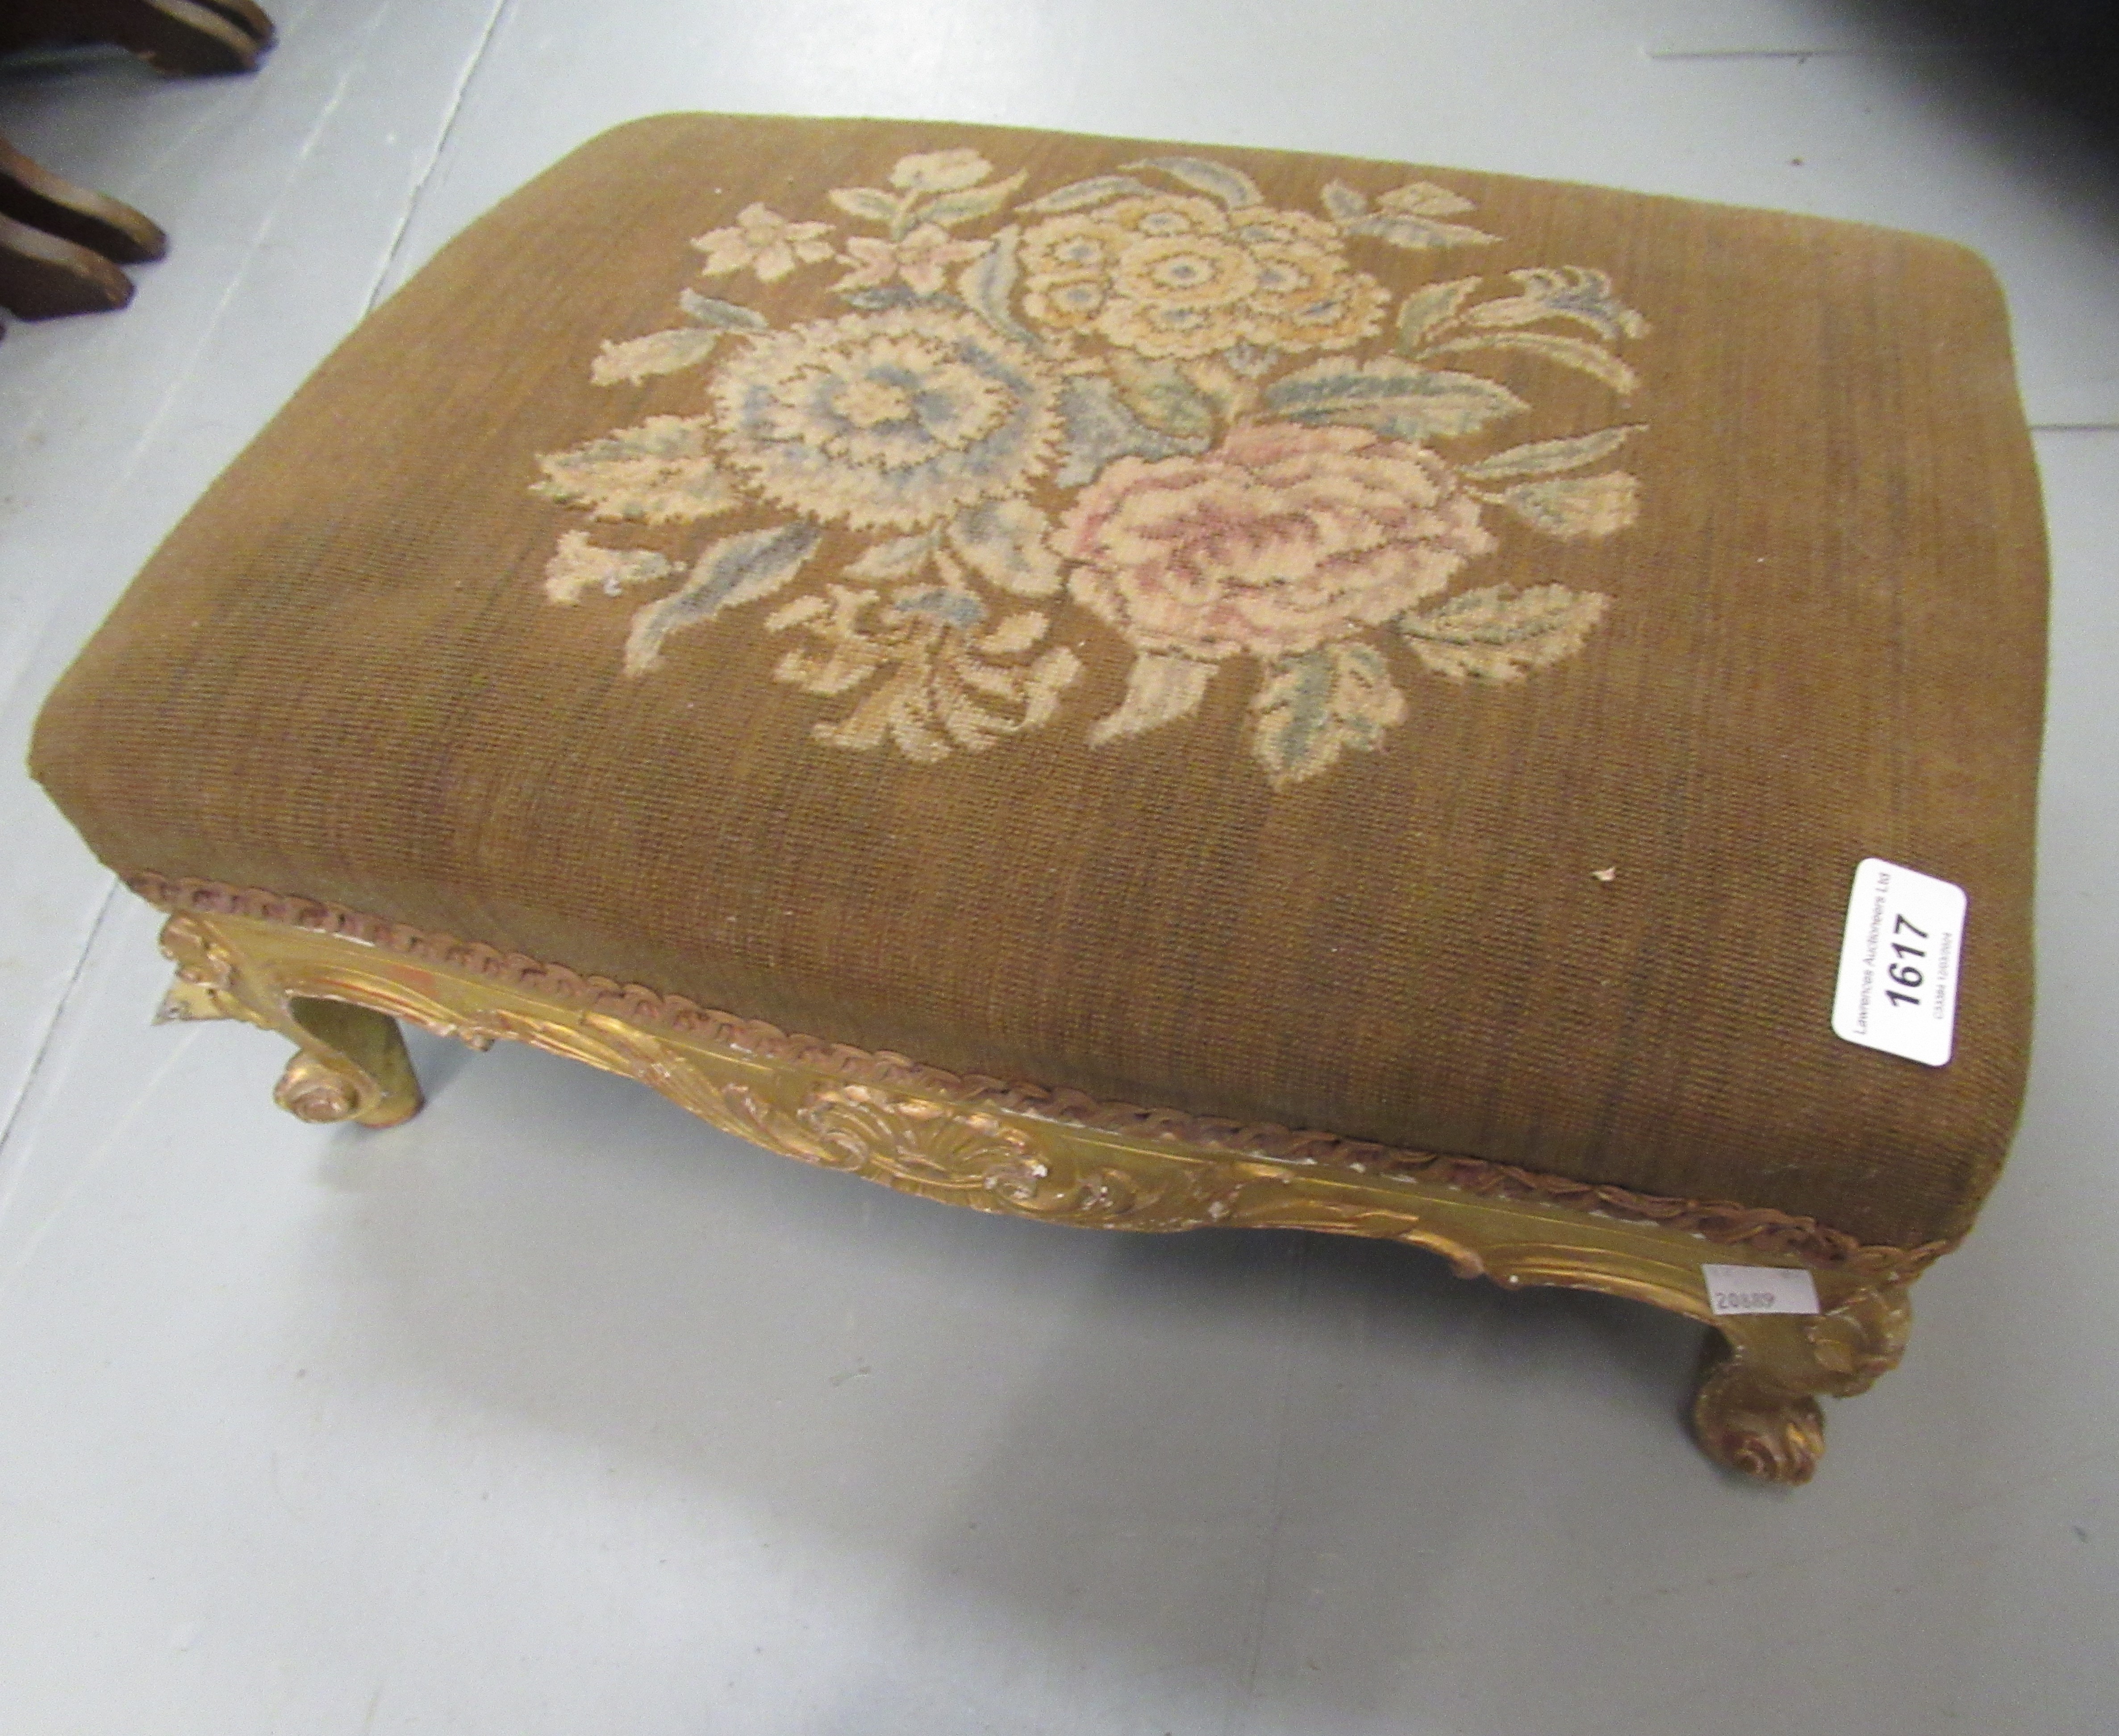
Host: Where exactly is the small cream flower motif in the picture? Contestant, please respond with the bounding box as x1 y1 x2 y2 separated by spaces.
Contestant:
890 149 993 194
691 203 835 282
832 224 993 296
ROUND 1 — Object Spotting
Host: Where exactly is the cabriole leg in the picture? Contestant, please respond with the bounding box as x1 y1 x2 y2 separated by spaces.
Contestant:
156 912 423 1127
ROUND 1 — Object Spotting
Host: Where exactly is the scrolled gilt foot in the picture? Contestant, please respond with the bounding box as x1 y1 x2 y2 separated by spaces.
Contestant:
1690 1282 1911 1485
274 1049 364 1123
157 913 423 1129
270 996 423 1128
1692 1352 1827 1484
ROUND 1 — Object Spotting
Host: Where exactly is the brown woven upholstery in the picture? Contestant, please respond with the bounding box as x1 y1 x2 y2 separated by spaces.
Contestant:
29 114 2045 1251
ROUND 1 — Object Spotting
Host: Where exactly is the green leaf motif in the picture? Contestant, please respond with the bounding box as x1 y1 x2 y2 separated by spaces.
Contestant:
1493 472 1641 539
1394 277 1481 351
542 530 674 604
532 417 739 523
957 225 1036 344
846 531 938 580
1264 357 1526 438
589 326 722 386
1018 174 1163 214
977 610 1051 657
1108 354 1218 442
889 149 993 194
1320 180 1369 224
920 170 1028 229
835 285 927 312
828 185 905 226
892 586 988 629
1400 584 1610 682
1427 331 1639 395
1053 376 1209 487
1088 652 1215 746
1460 426 1642 482
1463 267 1648 342
1345 212 1500 250
1126 155 1262 209
948 498 1063 597
624 522 822 673
677 290 770 331
1376 182 1478 217
1249 642 1407 788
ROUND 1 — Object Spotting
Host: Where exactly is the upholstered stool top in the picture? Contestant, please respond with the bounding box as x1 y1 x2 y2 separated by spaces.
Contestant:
32 113 2044 1262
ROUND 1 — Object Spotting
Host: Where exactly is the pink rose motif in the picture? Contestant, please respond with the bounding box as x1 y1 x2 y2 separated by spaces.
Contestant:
1055 423 1496 662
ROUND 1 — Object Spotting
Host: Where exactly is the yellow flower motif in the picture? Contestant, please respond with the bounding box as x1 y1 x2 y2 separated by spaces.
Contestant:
832 224 992 296
691 203 835 282
1021 194 1385 360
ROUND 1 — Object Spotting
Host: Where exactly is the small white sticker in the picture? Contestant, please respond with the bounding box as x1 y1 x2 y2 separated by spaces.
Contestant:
1831 857 1966 1067
1702 1264 1821 1316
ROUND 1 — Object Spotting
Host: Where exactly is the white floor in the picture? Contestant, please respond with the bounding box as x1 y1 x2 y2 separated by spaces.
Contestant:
2 4 2115 1731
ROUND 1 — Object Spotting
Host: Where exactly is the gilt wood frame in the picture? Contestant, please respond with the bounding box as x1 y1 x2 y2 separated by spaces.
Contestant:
145 888 1935 1485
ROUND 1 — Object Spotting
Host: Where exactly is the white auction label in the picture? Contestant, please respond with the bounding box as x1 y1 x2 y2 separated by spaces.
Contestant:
1702 1264 1821 1317
1831 857 1966 1067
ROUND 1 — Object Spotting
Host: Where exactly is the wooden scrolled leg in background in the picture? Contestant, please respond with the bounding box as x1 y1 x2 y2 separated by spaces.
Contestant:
0 0 271 75
0 129 165 263
0 3 273 330
0 206 134 316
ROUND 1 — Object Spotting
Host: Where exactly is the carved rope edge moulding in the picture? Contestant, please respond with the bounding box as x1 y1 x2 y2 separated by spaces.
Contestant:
131 872 1947 1278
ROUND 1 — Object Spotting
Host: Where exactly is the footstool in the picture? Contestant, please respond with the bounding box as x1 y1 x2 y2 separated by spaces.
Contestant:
29 114 2046 1483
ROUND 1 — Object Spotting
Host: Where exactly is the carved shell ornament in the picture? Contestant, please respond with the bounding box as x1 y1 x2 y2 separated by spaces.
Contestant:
533 147 1649 787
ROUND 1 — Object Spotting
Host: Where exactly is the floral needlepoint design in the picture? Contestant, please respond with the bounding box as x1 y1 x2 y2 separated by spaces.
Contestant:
535 147 1651 785
1058 424 1493 665
709 308 1061 531
833 225 991 295
1021 194 1386 360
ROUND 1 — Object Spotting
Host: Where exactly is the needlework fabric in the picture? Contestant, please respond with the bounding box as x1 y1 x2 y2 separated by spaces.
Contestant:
30 114 2047 1248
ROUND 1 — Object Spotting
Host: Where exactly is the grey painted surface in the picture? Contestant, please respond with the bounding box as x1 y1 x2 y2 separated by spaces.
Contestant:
0 3 2113 1730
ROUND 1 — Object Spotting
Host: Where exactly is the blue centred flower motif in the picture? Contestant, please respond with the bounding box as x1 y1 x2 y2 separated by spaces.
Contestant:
711 309 1061 531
